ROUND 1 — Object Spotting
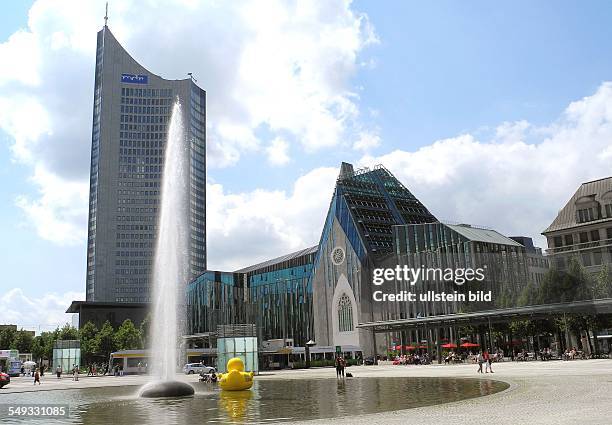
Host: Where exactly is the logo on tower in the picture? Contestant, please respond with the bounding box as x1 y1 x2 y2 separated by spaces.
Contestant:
121 73 148 84
331 247 345 266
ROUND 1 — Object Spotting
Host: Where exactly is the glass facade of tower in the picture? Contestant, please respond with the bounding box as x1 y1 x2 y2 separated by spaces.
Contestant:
86 26 206 303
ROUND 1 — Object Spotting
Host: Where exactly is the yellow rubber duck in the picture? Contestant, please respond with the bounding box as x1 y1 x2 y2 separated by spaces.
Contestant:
218 357 254 391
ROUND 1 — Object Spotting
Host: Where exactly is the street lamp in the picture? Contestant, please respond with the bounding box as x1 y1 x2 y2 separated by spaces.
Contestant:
305 340 316 368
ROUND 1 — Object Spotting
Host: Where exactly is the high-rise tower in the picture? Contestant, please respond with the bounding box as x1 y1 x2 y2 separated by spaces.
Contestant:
86 24 206 302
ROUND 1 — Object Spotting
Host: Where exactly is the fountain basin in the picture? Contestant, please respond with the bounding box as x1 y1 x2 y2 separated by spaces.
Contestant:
139 381 194 398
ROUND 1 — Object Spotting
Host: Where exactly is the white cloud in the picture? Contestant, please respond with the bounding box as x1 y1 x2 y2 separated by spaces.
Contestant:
15 165 89 245
359 82 612 248
265 137 291 166
0 0 377 245
207 166 338 270
353 130 381 151
0 288 83 333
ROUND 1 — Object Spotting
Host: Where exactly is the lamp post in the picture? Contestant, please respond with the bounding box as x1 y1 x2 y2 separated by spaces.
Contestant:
305 340 316 368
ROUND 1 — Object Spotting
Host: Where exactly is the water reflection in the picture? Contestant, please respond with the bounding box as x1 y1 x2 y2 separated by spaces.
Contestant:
1 377 508 424
219 390 253 422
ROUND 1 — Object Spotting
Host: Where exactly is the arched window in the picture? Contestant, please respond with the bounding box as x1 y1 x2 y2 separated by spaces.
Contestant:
338 294 353 332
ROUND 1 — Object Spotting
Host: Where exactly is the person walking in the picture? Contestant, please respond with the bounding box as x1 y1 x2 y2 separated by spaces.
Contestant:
72 365 79 381
476 352 484 373
335 356 342 378
40 364 45 377
56 365 62 379
484 350 494 373
33 368 41 385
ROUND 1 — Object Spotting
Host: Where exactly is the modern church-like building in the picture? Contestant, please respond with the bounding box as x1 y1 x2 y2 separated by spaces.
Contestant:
85 24 206 303
185 163 531 358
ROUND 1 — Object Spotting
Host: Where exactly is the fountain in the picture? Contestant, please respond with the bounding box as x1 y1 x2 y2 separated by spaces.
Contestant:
140 99 194 398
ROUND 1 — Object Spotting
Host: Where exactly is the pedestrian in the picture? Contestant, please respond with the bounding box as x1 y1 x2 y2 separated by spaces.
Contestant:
339 356 346 378
335 356 342 378
476 352 484 373
56 365 62 379
484 350 494 373
33 368 41 385
137 362 142 374
73 365 79 381
21 365 25 376
40 364 45 377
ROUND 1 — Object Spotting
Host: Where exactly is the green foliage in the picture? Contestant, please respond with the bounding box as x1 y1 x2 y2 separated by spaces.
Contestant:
79 322 99 364
11 329 33 353
0 327 16 348
114 319 142 351
31 336 44 362
517 281 537 306
591 264 612 298
58 324 79 341
509 319 535 338
139 313 151 348
95 321 116 360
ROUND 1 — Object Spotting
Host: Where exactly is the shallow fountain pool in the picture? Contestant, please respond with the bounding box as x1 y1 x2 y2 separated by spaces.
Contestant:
2 376 508 424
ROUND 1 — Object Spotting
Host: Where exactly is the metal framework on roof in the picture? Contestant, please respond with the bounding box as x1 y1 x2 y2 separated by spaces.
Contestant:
336 164 437 256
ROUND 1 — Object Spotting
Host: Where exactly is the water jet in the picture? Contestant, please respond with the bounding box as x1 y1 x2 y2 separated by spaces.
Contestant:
140 99 193 398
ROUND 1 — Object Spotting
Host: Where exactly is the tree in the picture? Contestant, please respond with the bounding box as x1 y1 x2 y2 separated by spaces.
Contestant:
517 281 537 306
591 264 612 299
114 319 142 351
140 313 152 348
58 323 79 340
95 321 116 360
31 336 45 363
11 329 34 353
0 327 16 349
79 322 99 364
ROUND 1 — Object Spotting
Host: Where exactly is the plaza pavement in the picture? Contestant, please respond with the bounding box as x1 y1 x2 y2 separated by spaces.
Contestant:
279 359 612 425
2 359 611 424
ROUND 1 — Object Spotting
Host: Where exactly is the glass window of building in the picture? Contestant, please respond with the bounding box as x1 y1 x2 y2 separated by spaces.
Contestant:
605 203 612 218
579 232 589 244
564 234 573 246
591 230 600 241
607 228 612 240
593 250 603 265
554 236 563 247
338 294 354 332
582 252 592 267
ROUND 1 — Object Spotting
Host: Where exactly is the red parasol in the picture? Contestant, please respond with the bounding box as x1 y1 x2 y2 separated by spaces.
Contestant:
460 342 480 348
405 345 416 350
441 343 457 349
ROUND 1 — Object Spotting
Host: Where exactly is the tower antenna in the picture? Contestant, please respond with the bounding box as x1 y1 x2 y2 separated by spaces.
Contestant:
104 2 109 27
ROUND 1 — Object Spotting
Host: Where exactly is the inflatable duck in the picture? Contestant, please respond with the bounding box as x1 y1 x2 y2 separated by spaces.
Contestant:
218 357 254 391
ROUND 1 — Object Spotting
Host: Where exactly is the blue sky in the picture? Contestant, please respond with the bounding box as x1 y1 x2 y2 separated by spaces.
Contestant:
1 0 612 331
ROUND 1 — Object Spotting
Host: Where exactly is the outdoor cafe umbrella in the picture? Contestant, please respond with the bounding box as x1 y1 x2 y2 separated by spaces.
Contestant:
418 345 428 349
441 343 457 349
460 342 480 348
404 345 416 350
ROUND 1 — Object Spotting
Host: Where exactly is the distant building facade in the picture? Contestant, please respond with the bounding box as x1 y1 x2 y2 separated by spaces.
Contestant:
85 25 206 303
543 177 612 273
510 236 550 285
